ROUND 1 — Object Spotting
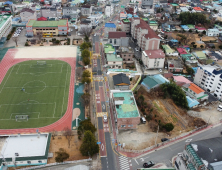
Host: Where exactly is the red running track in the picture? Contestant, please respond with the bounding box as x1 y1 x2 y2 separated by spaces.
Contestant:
0 49 75 134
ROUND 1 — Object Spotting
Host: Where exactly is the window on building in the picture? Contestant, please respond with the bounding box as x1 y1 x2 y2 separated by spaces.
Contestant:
38 161 42 163
128 59 130 61
216 90 219 92
113 62 116 64
202 79 205 82
114 39 116 44
62 29 64 31
219 83 221 86
209 85 212 88
27 161 31 164
201 82 204 85
124 55 126 57
211 79 214 81
218 87 220 89
128 124 133 127
121 125 126 127
110 39 112 43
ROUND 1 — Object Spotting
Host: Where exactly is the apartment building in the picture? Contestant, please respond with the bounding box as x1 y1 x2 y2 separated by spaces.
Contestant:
0 15 12 39
81 5 92 16
175 137 222 170
40 8 60 18
131 18 160 51
105 4 114 17
121 19 131 34
194 65 222 93
62 7 79 20
214 74 222 100
20 8 36 22
142 49 165 69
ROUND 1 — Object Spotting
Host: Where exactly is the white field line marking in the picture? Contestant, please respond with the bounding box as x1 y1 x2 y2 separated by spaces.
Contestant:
10 112 40 120
53 102 56 118
4 86 65 88
61 65 68 117
16 65 22 74
0 66 14 94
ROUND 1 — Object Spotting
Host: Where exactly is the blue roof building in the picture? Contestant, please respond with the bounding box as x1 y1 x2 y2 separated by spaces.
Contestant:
105 23 116 28
192 67 199 74
186 96 199 108
181 25 189 31
104 23 117 38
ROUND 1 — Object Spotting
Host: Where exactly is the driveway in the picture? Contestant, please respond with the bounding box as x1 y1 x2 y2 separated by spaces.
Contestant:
129 40 142 60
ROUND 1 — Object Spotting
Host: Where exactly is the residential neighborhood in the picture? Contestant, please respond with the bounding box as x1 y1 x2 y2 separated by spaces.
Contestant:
1 0 222 169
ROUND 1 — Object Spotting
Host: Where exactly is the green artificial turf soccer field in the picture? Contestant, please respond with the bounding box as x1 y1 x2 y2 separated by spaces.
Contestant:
0 60 71 129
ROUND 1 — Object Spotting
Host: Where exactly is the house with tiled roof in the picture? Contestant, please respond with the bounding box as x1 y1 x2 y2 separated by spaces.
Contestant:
131 18 160 51
141 74 169 92
108 32 129 47
106 53 123 69
20 8 36 22
113 73 130 90
142 49 165 70
162 45 178 56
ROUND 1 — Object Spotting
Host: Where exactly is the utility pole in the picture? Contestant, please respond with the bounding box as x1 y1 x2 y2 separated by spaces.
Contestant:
155 125 159 146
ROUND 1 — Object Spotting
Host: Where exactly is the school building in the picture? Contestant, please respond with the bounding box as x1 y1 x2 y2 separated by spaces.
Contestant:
26 19 69 37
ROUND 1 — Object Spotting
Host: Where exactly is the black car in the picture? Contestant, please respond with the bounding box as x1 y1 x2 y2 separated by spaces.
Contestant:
161 138 169 142
143 161 155 168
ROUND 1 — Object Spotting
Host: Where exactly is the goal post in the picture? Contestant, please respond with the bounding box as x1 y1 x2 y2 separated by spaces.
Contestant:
15 115 29 121
37 61 46 65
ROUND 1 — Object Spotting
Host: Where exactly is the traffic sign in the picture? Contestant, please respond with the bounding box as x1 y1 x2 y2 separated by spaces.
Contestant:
121 5 125 8
97 142 101 144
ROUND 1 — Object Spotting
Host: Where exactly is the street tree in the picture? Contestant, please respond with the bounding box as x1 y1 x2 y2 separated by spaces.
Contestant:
81 77 91 84
81 93 91 107
80 131 99 157
82 70 91 77
83 57 90 65
81 49 90 59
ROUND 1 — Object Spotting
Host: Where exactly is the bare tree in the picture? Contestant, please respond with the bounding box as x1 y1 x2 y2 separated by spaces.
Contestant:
12 37 18 46
81 93 90 108
51 129 57 140
76 67 83 79
63 127 73 148
78 27 92 38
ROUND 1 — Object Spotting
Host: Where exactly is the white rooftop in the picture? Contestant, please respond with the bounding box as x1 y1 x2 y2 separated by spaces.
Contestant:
201 64 221 73
0 134 49 158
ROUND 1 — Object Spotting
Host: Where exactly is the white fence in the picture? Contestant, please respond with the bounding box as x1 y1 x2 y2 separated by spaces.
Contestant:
119 124 208 153
20 159 92 170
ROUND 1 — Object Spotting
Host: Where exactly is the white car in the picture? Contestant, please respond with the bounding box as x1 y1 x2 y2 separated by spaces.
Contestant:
135 48 139 52
159 69 163 73
103 115 108 122
94 33 96 36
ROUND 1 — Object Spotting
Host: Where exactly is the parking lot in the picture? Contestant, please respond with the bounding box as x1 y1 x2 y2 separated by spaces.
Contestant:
5 27 27 47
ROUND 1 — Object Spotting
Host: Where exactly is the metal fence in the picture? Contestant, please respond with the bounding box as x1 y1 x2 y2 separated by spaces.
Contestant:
119 124 208 153
20 159 92 170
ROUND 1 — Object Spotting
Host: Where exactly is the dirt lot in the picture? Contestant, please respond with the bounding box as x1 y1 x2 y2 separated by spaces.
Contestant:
167 32 220 48
188 101 222 125
48 134 88 163
117 86 206 150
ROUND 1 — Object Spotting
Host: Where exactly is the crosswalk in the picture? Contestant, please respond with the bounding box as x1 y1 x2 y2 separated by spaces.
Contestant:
118 156 131 170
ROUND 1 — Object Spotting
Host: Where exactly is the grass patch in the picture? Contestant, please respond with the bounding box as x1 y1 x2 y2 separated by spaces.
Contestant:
154 102 162 112
0 60 71 129
171 115 178 122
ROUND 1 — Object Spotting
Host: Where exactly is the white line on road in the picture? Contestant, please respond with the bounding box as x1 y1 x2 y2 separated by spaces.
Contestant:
134 159 139 165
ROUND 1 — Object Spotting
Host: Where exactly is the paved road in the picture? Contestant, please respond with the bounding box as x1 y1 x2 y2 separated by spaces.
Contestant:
131 124 222 169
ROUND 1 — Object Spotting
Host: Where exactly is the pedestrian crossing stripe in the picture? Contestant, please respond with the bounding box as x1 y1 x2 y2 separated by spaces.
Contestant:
118 156 130 170
96 112 108 117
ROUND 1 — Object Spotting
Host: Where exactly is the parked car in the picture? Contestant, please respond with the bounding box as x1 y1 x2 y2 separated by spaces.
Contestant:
135 48 139 52
159 69 162 73
103 115 108 122
161 138 169 142
143 161 155 168
140 117 146 124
